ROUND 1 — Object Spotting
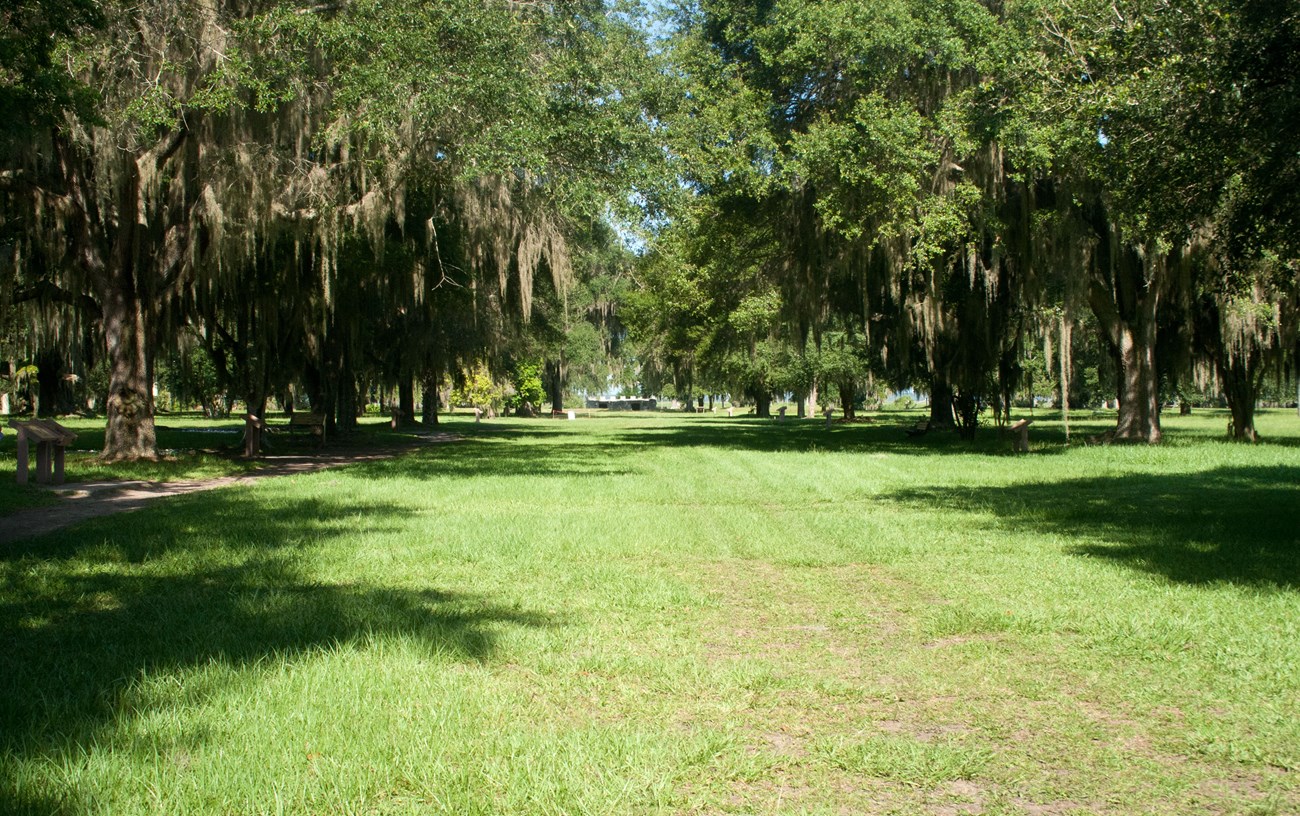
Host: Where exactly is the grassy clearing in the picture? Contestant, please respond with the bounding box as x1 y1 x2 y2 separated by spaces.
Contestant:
1 408 1298 814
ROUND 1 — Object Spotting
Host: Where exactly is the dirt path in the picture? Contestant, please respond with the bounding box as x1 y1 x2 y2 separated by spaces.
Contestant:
0 432 460 545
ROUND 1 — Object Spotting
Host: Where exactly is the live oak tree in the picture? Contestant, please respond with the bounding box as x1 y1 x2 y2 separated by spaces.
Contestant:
652 0 1038 436
2 0 658 459
633 0 1297 444
1023 0 1299 442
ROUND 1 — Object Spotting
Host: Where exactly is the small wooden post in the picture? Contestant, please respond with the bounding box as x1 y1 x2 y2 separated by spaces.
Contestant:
54 443 66 484
35 440 51 484
825 408 835 430
15 428 29 485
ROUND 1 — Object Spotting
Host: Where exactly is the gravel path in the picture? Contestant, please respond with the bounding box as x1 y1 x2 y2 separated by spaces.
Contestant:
0 432 459 545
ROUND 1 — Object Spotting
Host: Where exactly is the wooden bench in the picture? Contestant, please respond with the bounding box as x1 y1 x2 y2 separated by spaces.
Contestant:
9 419 77 485
905 418 930 438
1009 418 1033 453
287 412 326 445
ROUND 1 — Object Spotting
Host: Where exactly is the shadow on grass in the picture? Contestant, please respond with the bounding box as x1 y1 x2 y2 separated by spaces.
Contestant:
359 432 638 481
605 416 1068 457
0 487 557 813
886 465 1300 589
362 415 1091 483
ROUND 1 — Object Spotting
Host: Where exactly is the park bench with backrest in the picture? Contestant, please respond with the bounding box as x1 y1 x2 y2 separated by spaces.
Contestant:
9 418 77 485
905 418 929 438
287 412 326 445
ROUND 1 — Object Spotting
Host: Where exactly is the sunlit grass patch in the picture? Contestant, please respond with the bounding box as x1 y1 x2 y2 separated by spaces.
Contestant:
818 732 992 785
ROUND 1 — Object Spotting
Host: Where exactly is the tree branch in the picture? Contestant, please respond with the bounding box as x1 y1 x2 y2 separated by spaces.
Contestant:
10 280 103 319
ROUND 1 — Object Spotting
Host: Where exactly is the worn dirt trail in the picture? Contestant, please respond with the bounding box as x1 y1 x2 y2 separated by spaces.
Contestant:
0 432 459 545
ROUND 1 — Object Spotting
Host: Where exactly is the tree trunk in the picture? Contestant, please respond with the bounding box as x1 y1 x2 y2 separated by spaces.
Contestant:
1091 282 1162 444
928 376 955 428
1084 211 1164 444
953 390 980 440
336 370 358 432
100 260 158 461
546 358 565 413
837 380 856 420
243 392 268 457
1108 319 1162 443
753 391 771 418
398 377 415 426
1218 353 1263 442
421 366 440 427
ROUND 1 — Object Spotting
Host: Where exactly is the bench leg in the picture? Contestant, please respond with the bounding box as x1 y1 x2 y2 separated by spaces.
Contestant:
54 445 66 485
36 441 51 484
15 434 28 485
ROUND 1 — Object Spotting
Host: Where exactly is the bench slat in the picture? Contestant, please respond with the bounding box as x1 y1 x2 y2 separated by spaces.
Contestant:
9 419 77 444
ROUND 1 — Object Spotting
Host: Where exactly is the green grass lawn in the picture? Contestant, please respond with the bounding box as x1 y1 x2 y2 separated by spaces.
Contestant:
2 409 1298 814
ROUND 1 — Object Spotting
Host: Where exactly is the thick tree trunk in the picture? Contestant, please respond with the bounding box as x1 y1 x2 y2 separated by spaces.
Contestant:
928 376 955 428
753 391 771 418
1218 355 1262 442
421 366 440 427
1092 281 1162 444
100 261 159 461
837 381 856 420
543 359 565 412
1113 323 1161 443
398 377 415 426
336 371 358 432
1083 207 1165 444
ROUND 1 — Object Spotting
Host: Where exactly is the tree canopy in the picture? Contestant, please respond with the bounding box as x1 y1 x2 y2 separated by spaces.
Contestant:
1 0 1295 457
